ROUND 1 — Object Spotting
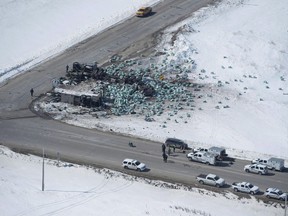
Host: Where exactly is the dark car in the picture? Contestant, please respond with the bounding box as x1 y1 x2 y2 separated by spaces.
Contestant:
165 138 189 152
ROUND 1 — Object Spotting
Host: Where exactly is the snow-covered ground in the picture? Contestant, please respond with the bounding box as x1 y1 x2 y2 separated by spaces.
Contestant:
0 0 158 82
0 145 285 216
1 0 288 215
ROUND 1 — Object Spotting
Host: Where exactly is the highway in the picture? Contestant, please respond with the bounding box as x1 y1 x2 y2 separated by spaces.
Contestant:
0 0 287 199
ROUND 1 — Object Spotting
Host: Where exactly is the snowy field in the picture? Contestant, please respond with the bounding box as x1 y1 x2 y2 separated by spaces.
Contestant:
0 0 158 82
0 145 285 216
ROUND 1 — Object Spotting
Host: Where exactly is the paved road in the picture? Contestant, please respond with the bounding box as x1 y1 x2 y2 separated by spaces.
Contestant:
0 0 287 197
1 116 287 195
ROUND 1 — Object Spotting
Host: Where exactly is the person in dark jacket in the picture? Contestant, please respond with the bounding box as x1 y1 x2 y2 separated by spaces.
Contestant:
162 144 166 153
162 152 168 162
30 88 34 97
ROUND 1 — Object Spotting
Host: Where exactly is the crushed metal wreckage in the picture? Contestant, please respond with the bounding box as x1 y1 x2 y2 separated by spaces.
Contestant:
51 56 199 120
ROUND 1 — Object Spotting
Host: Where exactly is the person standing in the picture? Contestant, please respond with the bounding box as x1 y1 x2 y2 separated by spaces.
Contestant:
66 65 69 72
162 143 166 153
162 152 168 162
30 88 34 97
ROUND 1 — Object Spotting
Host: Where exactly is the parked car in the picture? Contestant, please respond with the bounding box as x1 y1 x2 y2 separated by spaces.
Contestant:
165 138 189 152
265 188 287 201
251 158 268 165
232 182 259 195
244 164 268 175
136 7 152 17
193 147 208 153
196 173 225 188
122 159 146 171
186 152 217 165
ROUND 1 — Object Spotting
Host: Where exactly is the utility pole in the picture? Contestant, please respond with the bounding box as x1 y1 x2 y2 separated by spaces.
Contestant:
42 148 45 191
285 193 287 216
57 152 60 167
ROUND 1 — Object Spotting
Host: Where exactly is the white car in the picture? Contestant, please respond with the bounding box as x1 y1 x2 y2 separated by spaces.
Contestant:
122 159 146 171
265 188 287 201
244 164 268 175
251 158 268 165
193 147 208 153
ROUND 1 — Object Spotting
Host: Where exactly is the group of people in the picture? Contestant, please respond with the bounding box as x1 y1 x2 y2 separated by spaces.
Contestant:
161 143 176 162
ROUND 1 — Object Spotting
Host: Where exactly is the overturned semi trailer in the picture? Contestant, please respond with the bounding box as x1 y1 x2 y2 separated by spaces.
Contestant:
58 89 102 108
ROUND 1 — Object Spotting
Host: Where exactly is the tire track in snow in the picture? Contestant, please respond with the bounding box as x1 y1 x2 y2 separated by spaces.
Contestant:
14 178 109 216
14 178 133 216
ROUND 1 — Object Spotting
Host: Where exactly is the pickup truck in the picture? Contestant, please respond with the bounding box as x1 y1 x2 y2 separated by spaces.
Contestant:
232 182 259 195
196 174 225 188
186 152 216 165
193 146 227 160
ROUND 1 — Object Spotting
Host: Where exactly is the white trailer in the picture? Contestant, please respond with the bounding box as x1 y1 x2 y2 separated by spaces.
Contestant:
268 158 285 171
